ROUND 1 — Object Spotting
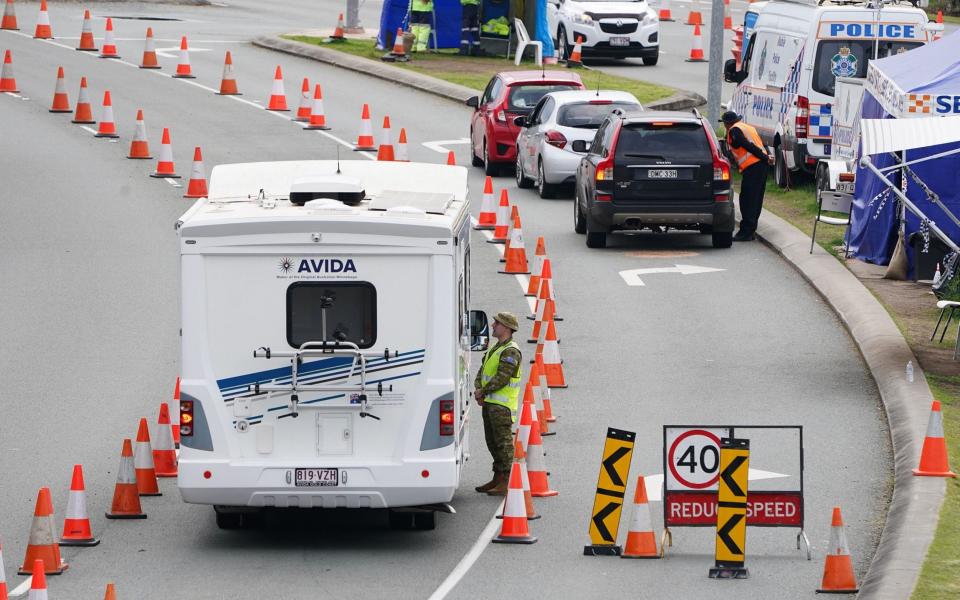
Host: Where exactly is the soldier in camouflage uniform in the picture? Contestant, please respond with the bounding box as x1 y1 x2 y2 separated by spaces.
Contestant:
474 311 523 496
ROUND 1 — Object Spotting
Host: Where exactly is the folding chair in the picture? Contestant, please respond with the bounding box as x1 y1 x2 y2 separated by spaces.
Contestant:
810 186 853 255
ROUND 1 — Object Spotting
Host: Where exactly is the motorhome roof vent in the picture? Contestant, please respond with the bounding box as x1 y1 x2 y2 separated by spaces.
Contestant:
304 198 354 211
289 176 365 207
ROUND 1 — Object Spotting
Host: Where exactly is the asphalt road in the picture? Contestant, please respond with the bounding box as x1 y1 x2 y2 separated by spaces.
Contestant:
0 2 891 598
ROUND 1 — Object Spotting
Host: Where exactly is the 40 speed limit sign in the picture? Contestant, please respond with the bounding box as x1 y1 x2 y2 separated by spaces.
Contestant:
665 428 727 491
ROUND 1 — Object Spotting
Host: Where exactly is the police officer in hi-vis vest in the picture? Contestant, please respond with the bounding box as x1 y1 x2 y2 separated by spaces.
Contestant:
720 111 775 241
473 312 522 496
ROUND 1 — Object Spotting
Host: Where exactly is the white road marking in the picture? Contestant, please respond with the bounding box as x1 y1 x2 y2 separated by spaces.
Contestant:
422 138 470 154
427 501 504 600
619 264 725 286
9 578 32 598
80 125 98 135
53 38 246 43
644 468 790 502
155 46 213 59
165 178 182 188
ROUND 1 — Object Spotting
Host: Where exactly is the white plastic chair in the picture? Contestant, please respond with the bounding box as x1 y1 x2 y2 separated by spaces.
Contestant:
513 18 542 66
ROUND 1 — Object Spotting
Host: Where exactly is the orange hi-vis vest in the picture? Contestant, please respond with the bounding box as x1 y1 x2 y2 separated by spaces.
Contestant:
727 122 764 172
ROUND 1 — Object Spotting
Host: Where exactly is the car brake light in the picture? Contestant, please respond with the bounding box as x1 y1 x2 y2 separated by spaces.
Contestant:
589 99 612 105
650 122 674 126
545 130 567 149
439 399 454 436
495 109 506 123
180 399 194 436
795 95 809 139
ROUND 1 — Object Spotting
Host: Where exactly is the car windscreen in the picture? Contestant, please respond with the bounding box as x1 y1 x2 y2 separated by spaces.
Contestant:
557 102 639 128
812 39 922 96
287 281 377 348
614 122 712 162
507 84 581 113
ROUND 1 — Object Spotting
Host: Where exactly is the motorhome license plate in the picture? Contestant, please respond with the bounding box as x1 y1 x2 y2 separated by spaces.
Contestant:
648 169 678 179
610 37 630 46
836 181 855 194
294 468 339 487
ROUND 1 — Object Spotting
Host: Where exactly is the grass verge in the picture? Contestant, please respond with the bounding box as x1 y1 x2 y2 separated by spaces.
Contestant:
283 36 676 106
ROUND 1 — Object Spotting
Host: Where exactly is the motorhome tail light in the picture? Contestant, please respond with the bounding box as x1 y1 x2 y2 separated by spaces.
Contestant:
795 95 809 139
495 109 507 123
545 130 568 149
439 400 454 436
838 172 855 182
180 399 194 436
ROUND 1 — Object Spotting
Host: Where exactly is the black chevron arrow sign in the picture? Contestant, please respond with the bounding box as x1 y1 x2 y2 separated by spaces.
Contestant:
592 501 619 543
717 512 744 556
602 446 630 487
720 455 747 498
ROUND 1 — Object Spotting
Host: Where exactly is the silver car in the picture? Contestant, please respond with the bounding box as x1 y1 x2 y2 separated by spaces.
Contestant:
514 89 641 198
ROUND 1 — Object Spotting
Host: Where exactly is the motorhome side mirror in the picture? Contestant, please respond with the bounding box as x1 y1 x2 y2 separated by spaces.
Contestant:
468 310 489 351
513 115 527 128
723 59 738 83
571 139 590 153
466 96 480 108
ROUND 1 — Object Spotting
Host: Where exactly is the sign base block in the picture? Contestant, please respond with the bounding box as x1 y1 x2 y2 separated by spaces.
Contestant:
584 544 622 556
709 566 749 579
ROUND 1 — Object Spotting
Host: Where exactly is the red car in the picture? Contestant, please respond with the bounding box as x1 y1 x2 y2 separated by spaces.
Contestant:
467 71 585 176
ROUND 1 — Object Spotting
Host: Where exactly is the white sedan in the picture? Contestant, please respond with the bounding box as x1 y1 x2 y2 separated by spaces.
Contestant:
514 90 641 198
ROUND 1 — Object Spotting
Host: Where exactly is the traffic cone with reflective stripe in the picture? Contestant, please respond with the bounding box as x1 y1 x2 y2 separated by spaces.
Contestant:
33 0 52 39
154 403 178 477
294 77 312 121
330 13 346 41
913 400 956 477
686 24 707 62
489 189 510 243
817 507 859 593
103 583 117 600
526 237 546 296
513 434 540 520
500 210 530 274
540 257 562 321
355 103 376 150
217 51 240 95
95 90 119 138
27 560 47 600
518 386 539 455
140 27 160 69
184 147 209 199
540 319 567 388
71 76 94 123
18 488 67 575
526 412 558 497
1 0 16 30
0 50 18 93
567 36 583 68
106 439 146 519
377 116 395 161
529 359 554 436
659 0 674 21
474 176 496 230
500 205 518 263
127 110 152 159
172 36 195 78
60 465 99 546
491 460 538 544
622 475 659 558
536 353 557 423
134 418 161 496
171 377 181 447
529 258 562 323
304 84 329 129
723 0 732 30
530 288 556 354
396 128 409 161
76 10 96 51
49 66 71 113
151 128 179 178
0 539 7 600
99 17 120 58
266 66 289 111
446 150 456 165
686 1 703 25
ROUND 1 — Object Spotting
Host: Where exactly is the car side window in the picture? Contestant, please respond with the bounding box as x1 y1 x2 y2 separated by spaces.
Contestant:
529 98 548 125
590 121 608 155
480 78 496 104
489 79 504 105
540 97 556 123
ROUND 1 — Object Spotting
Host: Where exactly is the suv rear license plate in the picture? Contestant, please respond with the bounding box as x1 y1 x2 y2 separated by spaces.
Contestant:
295 468 339 487
648 169 678 179
610 37 630 46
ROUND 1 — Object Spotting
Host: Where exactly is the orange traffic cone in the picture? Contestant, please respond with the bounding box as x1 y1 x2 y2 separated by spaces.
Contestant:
99 17 120 59
500 210 530 274
529 360 554 436
154 403 178 477
151 128 179 178
106 439 147 519
71 76 94 123
355 103 376 151
686 2 703 25
76 9 96 51
723 0 732 30
0 538 8 599
49 66 71 113
134 418 162 496
526 237 547 296
518 387 539 455
535 257 562 321
103 583 117 600
127 109 152 159
390 27 407 58
27 560 47 599
173 36 195 78
474 176 496 230
913 400 956 477
567 36 583 68
140 27 160 69
686 24 707 62
266 65 289 111
659 0 674 21
294 77 312 121
936 10 944 40
529 276 554 343
304 83 329 130
536 353 557 423
217 51 240 95
529 258 561 323
489 189 510 243
184 147 209 199
621 475 659 558
377 116 395 161
817 507 859 593
18 488 67 575
330 13 346 41
446 150 456 165
491 460 538 544
526 411 558 497
60 465 99 546
1 0 16 30
95 90 119 138
500 205 518 262
513 435 540 520
172 377 181 447
33 0 52 39
0 50 18 93
396 128 409 161
540 319 566 388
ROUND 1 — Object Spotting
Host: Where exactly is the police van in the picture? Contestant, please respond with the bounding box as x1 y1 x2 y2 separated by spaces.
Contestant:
724 0 938 187
175 160 489 530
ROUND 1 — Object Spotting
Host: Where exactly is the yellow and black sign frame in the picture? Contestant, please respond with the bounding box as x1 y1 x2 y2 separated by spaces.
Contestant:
709 437 750 579
584 427 636 556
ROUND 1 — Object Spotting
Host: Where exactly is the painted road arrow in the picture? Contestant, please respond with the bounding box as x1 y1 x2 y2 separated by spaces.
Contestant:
618 264 725 287
422 138 471 154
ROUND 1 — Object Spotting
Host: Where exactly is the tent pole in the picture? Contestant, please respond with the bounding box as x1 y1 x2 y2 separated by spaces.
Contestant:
878 147 960 174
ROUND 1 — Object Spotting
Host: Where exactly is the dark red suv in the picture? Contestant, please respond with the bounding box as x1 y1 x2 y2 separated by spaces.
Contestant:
467 71 584 176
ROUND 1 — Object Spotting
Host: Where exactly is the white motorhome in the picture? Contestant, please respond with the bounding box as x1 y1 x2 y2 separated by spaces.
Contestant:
175 160 488 530
724 0 938 187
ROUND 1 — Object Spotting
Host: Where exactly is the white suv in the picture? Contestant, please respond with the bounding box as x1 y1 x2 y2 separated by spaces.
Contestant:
547 0 660 65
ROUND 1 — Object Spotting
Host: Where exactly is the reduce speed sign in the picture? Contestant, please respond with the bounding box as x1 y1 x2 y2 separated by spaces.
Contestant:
665 428 728 491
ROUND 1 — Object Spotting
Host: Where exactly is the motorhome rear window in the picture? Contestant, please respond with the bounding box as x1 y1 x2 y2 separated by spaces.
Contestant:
286 282 377 349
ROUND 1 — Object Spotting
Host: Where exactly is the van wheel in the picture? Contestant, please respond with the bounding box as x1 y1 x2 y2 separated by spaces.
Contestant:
712 231 733 248
774 143 789 189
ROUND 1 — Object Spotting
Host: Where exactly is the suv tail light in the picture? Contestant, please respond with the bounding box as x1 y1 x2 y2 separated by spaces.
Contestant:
595 123 621 184
545 130 567 149
180 399 194 437
795 95 809 139
439 400 454 436
705 121 731 200
713 160 730 183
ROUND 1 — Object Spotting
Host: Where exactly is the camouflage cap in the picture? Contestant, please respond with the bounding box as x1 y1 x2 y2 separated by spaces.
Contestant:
493 311 519 332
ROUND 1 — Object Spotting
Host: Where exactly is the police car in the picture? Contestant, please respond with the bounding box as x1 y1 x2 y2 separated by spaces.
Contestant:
724 0 939 187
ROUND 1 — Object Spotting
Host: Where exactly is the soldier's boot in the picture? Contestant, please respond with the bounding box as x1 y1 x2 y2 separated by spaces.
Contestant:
485 471 510 496
475 475 498 493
